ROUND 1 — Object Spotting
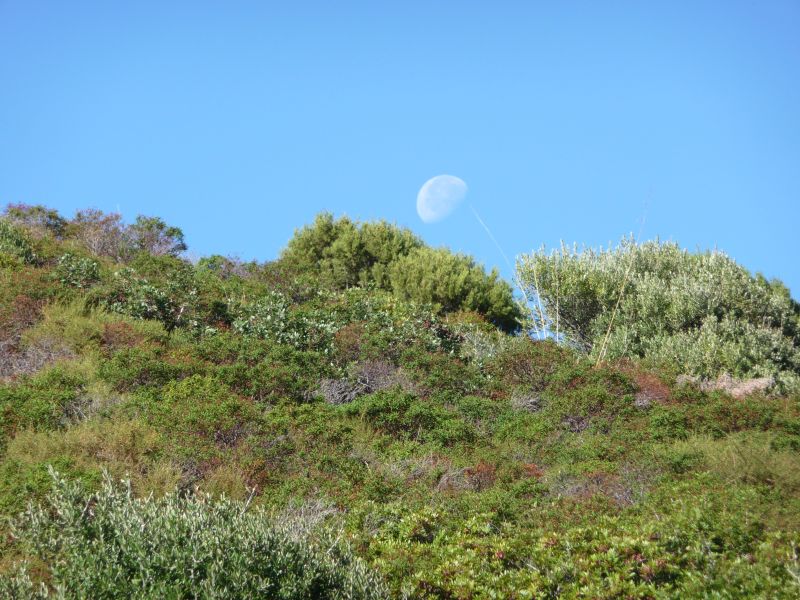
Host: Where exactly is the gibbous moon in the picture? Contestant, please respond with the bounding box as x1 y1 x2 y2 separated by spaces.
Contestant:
416 175 468 223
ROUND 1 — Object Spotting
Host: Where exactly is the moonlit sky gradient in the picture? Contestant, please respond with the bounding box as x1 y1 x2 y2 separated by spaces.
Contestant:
1 1 798 295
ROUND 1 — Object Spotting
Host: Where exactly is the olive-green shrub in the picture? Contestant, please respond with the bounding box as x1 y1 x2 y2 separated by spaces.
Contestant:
390 247 520 331
518 239 800 387
281 212 423 289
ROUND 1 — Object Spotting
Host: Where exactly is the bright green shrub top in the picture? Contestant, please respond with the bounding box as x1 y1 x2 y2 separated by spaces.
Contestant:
282 212 424 289
390 246 520 331
282 213 521 330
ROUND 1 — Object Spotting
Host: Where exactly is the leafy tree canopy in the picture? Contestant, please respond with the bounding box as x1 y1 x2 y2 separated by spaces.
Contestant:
281 212 423 289
390 247 520 332
282 213 520 330
128 215 187 257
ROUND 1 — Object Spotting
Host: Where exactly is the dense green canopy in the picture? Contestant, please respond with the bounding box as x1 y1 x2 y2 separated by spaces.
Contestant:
282 213 521 330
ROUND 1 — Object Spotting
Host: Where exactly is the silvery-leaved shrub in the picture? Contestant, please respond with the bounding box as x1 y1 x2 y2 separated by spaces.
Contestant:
1 468 388 599
517 238 800 389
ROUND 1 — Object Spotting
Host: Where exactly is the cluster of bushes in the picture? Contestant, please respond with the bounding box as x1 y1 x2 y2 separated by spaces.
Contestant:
1 469 388 599
282 213 521 331
2 203 800 598
4 204 186 261
358 483 800 598
0 220 38 266
518 238 800 389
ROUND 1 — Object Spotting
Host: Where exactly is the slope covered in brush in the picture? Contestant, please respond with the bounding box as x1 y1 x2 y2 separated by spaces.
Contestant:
1 204 800 598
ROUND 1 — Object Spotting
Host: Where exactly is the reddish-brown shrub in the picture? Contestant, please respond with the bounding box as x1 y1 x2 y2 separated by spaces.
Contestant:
486 338 573 391
464 462 497 491
332 321 366 364
522 463 545 479
616 361 671 407
101 322 144 354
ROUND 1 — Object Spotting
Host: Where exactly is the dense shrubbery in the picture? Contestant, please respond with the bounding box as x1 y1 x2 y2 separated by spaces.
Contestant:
54 252 100 288
518 238 800 387
3 204 68 239
96 265 198 332
0 220 37 266
360 485 800 598
282 212 424 289
1 469 388 599
282 212 521 330
2 203 800 598
390 246 520 331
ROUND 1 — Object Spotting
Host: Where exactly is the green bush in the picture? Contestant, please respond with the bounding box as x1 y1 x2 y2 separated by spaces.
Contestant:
485 337 574 391
152 375 259 451
1 469 388 599
0 219 37 265
99 346 202 391
231 290 325 349
96 266 197 332
54 253 101 289
231 287 463 359
400 346 485 396
341 389 475 446
213 344 327 404
650 407 690 441
362 486 800 598
0 366 86 446
390 247 521 332
281 212 423 290
542 362 635 418
281 213 520 330
518 239 800 385
3 204 68 239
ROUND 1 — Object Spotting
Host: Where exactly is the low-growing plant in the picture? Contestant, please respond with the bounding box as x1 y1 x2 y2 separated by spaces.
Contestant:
0 219 37 265
151 375 260 455
99 346 203 391
1 469 388 599
667 433 800 493
341 389 476 446
0 365 87 447
54 252 100 288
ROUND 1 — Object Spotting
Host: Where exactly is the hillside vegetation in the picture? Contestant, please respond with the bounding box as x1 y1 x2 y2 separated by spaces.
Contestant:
518 239 800 389
1 204 800 598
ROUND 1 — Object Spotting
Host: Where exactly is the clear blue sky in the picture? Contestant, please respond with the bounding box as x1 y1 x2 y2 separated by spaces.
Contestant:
2 1 799 296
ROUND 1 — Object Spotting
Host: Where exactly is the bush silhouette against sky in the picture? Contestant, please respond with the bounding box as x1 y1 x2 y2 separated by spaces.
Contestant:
1 1 798 295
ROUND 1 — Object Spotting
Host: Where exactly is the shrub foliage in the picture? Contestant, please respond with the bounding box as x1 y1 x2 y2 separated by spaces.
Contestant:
2 204 800 599
518 238 800 386
1 469 388 599
282 213 521 330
